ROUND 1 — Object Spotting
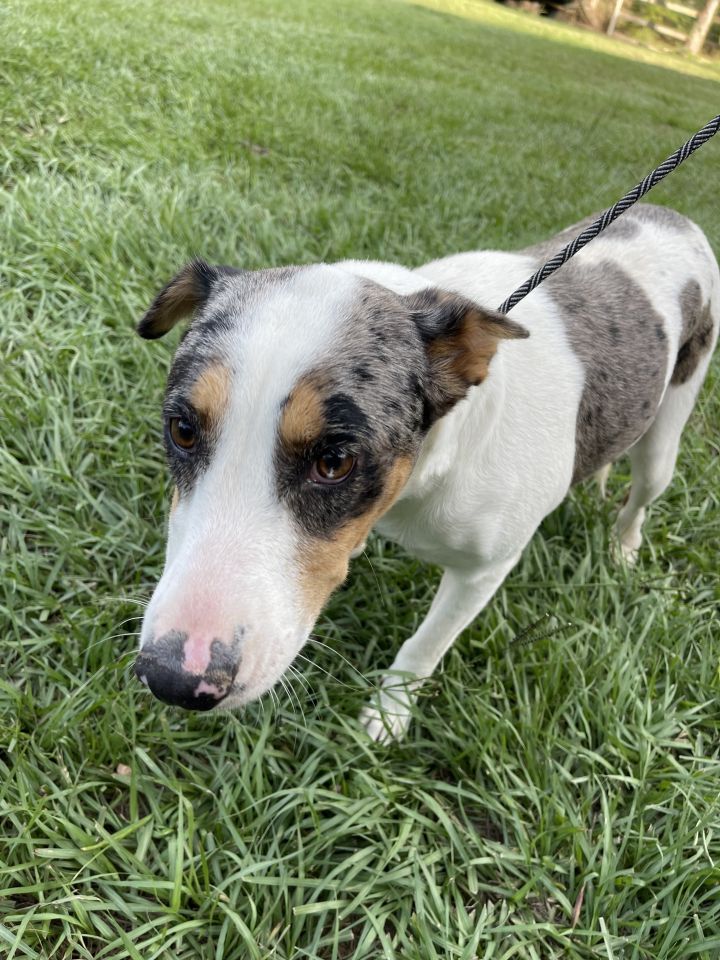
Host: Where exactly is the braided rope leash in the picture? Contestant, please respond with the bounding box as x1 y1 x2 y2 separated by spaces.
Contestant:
498 113 720 316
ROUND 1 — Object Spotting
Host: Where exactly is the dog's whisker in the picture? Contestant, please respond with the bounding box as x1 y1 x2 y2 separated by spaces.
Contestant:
305 638 371 685
281 672 299 710
280 674 307 732
98 596 151 609
291 672 311 715
295 652 342 685
278 675 293 709
295 651 362 691
361 549 388 612
287 663 313 700
84 631 142 653
286 666 314 739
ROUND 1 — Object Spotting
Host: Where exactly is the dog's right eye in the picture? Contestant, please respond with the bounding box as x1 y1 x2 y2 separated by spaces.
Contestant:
168 417 197 452
309 449 356 485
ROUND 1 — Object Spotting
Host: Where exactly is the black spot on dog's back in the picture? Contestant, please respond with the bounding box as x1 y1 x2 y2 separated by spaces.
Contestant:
545 259 669 483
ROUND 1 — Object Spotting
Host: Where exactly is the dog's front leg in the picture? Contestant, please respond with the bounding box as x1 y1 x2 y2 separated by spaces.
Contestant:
360 554 521 743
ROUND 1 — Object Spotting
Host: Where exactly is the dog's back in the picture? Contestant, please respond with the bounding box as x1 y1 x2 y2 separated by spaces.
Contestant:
417 204 719 487
526 205 719 481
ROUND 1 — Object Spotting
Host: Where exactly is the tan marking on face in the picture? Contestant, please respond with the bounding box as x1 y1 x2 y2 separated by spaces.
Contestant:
170 487 179 515
190 363 231 426
280 375 326 449
297 456 414 622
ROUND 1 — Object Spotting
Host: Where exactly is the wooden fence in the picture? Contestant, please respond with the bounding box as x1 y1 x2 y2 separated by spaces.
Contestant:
607 0 718 49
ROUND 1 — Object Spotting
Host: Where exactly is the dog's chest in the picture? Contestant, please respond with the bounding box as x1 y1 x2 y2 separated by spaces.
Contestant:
374 495 485 568
374 469 546 571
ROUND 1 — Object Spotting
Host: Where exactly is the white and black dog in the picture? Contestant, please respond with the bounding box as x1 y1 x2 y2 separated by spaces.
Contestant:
134 204 718 741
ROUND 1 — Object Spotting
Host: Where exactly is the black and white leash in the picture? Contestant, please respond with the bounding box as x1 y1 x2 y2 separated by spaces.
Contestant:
498 113 720 316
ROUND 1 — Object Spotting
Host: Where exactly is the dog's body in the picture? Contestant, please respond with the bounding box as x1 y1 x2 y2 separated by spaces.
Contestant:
135 204 719 741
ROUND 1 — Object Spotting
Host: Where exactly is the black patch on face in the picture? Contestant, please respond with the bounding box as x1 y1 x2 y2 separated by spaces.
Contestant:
163 353 223 494
324 393 370 439
672 280 715 386
543 258 669 483
186 306 235 343
352 364 375 383
276 442 387 539
274 282 431 539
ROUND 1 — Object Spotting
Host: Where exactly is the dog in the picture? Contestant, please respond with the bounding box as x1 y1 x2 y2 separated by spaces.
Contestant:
134 204 719 741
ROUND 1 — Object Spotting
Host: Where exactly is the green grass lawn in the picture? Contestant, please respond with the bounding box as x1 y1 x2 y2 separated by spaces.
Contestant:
2 0 720 956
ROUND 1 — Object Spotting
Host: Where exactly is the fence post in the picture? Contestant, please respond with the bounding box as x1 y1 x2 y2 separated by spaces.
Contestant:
607 0 625 33
687 0 720 53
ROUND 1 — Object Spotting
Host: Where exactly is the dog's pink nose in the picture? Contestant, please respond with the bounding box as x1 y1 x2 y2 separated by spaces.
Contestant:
135 629 243 711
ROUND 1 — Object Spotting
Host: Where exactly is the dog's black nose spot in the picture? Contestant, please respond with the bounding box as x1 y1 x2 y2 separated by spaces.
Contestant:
134 652 234 712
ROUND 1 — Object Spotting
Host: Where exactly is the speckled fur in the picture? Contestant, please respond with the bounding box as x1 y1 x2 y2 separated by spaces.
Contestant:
134 204 719 739
523 205 716 482
542 258 669 482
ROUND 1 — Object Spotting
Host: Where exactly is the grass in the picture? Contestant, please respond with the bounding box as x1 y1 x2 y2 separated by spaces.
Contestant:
1 0 719 956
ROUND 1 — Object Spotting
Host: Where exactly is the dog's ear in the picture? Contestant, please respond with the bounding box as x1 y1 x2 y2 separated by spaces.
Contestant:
404 287 529 423
137 259 220 339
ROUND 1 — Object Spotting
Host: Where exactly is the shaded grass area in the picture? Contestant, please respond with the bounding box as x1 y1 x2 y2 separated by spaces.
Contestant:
1 0 719 956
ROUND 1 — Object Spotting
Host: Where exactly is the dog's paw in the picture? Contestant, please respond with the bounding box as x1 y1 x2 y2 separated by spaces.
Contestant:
617 541 640 566
610 530 640 566
359 681 417 744
613 514 643 567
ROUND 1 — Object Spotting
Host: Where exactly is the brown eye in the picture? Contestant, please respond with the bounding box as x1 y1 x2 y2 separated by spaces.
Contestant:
169 417 197 451
310 449 356 485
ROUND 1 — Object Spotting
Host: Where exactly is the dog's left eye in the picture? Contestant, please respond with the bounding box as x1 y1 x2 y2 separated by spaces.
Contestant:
168 417 197 452
309 449 356 485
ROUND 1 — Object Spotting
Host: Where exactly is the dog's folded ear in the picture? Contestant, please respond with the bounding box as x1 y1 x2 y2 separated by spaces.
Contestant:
137 259 221 339
403 287 529 422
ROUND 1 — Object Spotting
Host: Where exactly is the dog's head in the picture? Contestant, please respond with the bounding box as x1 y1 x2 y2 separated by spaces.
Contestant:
134 260 527 711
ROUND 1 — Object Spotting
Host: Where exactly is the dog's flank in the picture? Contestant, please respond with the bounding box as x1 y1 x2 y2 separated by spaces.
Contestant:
546 258 669 483
134 204 719 739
